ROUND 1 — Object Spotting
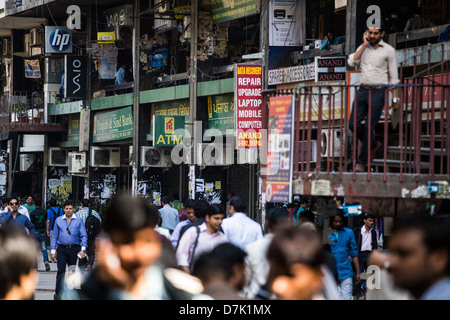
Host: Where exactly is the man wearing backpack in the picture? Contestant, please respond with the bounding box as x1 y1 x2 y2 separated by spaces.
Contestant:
46 198 63 259
76 198 101 270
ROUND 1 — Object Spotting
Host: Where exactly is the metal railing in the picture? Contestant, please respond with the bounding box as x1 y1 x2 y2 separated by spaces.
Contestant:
293 78 449 181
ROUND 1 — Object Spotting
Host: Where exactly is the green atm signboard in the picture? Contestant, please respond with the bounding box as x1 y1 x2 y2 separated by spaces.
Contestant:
93 107 133 143
212 0 259 24
153 115 186 146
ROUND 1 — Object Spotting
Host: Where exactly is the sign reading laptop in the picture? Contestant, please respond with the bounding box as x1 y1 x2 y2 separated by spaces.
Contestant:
45 26 73 53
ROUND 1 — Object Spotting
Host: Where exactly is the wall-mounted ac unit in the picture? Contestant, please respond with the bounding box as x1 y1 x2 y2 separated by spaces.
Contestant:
48 147 68 166
30 28 41 46
115 25 133 41
321 129 343 158
90 147 120 167
2 38 10 56
68 152 87 174
197 144 234 166
236 148 258 165
20 153 35 171
299 140 317 163
141 146 172 167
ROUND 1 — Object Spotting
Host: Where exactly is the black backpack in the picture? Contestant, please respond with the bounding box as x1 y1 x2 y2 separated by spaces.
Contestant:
50 207 62 230
85 208 101 240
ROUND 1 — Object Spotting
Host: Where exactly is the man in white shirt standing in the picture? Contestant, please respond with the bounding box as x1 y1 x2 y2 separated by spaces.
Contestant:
347 22 400 172
221 195 263 251
159 196 179 235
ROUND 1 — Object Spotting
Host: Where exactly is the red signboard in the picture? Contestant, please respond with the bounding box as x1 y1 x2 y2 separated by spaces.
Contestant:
235 64 264 149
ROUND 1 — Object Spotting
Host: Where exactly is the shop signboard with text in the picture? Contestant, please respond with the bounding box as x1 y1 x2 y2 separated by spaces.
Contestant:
153 115 186 147
93 107 133 143
235 64 263 149
265 95 295 203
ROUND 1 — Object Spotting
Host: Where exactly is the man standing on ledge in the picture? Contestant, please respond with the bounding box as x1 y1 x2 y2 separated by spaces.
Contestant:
348 22 400 172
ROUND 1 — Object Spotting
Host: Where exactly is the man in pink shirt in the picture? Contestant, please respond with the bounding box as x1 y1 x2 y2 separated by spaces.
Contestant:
176 204 228 274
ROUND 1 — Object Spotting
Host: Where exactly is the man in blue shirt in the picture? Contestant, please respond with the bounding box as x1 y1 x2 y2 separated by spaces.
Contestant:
328 211 360 300
0 196 35 238
114 64 126 85
320 32 346 50
159 196 179 234
46 198 63 249
50 199 88 299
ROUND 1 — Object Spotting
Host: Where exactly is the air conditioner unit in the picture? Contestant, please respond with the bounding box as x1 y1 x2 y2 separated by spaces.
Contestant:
90 147 121 167
2 38 10 56
48 147 68 166
20 153 35 171
197 144 234 166
321 129 343 158
299 140 318 163
236 148 258 165
141 146 172 167
30 28 41 46
68 152 87 174
115 25 133 41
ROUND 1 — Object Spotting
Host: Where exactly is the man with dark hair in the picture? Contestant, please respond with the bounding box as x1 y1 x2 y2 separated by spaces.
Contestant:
51 199 88 299
353 212 378 299
46 197 63 248
178 199 210 243
369 215 450 300
23 195 36 214
244 207 290 298
0 227 39 300
266 227 326 300
221 195 263 251
12 193 30 220
176 204 228 274
193 243 247 300
328 210 360 300
159 196 179 234
0 195 35 238
76 198 102 271
61 194 194 300
170 199 197 248
348 23 399 172
30 198 50 272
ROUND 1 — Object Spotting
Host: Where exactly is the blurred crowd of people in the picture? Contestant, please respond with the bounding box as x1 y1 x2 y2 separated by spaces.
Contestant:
1 192 450 301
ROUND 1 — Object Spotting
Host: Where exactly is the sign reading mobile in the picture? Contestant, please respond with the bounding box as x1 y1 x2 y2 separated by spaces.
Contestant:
45 26 73 53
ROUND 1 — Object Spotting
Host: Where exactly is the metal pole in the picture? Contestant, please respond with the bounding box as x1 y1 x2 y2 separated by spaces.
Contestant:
188 0 198 200
132 0 141 196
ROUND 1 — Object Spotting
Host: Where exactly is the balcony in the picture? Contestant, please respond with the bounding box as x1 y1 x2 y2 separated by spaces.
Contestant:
288 68 449 200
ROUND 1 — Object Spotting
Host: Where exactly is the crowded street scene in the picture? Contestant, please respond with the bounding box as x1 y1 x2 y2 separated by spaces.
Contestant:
0 0 450 308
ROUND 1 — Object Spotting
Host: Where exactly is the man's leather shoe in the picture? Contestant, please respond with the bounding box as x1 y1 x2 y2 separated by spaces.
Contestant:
355 163 366 172
370 141 382 162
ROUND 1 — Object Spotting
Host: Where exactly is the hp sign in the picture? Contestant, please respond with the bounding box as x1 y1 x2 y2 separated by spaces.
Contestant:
45 26 73 53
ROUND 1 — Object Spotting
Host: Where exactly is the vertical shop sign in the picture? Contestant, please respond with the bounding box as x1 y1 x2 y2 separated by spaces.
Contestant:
265 95 295 203
235 64 263 149
64 55 88 98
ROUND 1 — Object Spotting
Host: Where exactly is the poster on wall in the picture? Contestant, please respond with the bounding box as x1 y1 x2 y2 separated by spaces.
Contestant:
269 0 304 46
98 45 118 79
235 64 263 149
265 95 295 203
25 59 41 78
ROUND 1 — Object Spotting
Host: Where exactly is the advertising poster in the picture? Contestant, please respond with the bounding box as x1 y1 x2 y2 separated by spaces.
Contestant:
265 95 295 203
212 0 259 24
24 59 41 78
269 0 304 46
235 64 263 149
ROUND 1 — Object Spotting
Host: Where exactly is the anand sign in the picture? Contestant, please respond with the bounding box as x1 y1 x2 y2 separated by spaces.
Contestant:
315 57 347 82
